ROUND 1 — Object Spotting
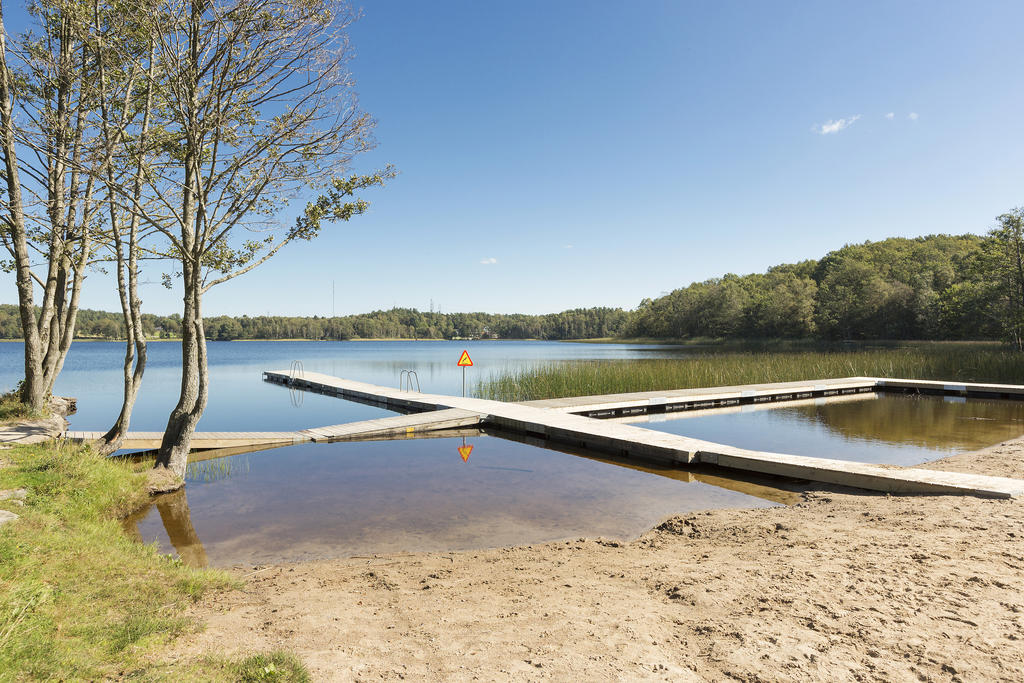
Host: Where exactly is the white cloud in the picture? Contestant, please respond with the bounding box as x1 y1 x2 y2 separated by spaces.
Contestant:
816 114 861 135
479 257 497 265
885 112 895 120
563 244 573 249
908 112 919 120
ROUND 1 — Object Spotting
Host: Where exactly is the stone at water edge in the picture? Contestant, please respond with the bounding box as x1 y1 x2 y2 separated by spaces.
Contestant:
49 395 77 417
0 509 18 527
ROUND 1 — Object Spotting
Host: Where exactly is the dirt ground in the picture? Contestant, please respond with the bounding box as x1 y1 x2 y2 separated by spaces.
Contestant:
166 440 1024 681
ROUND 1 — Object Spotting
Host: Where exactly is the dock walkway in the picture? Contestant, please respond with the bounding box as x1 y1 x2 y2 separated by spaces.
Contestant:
65 431 308 450
66 409 482 450
64 372 1024 499
264 370 1024 499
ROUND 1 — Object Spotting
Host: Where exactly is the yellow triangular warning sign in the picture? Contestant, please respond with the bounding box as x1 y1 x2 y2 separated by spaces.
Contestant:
457 350 473 367
458 444 473 462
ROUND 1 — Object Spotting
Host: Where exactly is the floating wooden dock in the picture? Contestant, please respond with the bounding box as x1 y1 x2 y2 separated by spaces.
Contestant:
300 409 482 442
263 370 1024 499
65 410 482 450
65 431 308 450
64 372 1024 499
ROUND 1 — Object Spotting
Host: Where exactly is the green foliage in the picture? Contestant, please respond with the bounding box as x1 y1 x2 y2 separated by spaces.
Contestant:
293 167 397 241
5 232 1021 345
229 652 311 683
983 208 1024 349
628 234 997 341
0 304 631 341
478 343 1024 401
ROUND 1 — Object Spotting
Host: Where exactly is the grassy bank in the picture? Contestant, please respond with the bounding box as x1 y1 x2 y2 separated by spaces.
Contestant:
0 391 44 422
477 345 1024 401
0 440 308 681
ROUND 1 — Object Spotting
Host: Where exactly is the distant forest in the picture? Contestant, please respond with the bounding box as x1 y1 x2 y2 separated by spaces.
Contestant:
0 304 631 341
0 233 1020 342
628 233 1004 341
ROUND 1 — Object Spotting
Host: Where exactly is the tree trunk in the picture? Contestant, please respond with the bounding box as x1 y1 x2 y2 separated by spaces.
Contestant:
97 322 146 453
0 5 92 411
95 30 152 455
0 4 45 410
97 249 147 453
155 262 207 478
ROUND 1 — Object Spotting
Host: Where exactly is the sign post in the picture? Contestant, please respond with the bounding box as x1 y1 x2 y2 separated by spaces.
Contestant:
457 349 473 397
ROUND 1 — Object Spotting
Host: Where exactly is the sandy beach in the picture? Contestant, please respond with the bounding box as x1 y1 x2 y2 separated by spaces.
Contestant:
165 439 1024 681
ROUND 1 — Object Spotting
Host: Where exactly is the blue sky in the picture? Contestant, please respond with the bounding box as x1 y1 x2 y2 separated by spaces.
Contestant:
6 1 1024 316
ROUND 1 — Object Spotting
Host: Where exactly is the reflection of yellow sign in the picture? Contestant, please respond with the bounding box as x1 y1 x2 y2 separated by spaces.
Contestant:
458 444 473 462
457 350 473 367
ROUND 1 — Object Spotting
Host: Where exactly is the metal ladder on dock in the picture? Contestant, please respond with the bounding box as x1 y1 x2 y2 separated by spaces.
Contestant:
399 369 421 392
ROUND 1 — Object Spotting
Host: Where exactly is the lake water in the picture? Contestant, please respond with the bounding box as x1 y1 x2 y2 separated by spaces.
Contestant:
621 392 1024 466
123 434 796 567
4 340 1023 567
0 340 685 431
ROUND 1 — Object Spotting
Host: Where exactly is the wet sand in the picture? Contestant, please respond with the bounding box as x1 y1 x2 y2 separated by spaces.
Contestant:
166 439 1024 681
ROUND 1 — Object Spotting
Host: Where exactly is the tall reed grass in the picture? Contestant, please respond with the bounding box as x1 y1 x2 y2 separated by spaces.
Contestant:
477 346 1024 401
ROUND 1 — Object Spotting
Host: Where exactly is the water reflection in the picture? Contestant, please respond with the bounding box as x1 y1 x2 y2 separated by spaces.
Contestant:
124 393 1024 567
123 488 209 567
126 429 801 567
790 393 1024 451
491 428 803 506
458 437 474 462
626 393 1024 465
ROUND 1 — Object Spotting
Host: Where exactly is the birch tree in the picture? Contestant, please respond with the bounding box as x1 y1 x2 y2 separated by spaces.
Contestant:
0 0 107 411
91 2 157 453
125 0 387 481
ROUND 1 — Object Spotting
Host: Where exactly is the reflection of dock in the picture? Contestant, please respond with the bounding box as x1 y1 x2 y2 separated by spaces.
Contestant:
493 427 804 506
262 371 1024 498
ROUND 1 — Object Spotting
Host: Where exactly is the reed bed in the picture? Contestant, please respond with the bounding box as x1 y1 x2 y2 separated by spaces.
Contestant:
477 346 1024 402
185 456 251 483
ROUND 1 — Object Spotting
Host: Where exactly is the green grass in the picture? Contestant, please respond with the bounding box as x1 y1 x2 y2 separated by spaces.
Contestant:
221 652 311 682
477 344 1024 401
142 651 311 682
0 440 310 681
0 391 44 423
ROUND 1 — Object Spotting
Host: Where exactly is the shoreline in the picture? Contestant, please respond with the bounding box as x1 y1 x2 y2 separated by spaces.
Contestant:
165 438 1024 680
2 337 1006 344
0 337 548 343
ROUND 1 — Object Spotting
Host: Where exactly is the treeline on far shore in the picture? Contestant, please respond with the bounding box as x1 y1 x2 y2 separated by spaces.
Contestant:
628 232 1021 342
0 304 631 341
3 231 1023 344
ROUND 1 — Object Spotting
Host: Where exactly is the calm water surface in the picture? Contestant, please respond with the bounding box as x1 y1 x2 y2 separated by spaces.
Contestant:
5 340 1024 566
124 434 795 567
625 392 1024 466
0 340 685 431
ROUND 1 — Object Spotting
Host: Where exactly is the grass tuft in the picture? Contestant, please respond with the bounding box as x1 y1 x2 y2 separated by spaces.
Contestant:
0 390 45 422
230 651 312 682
